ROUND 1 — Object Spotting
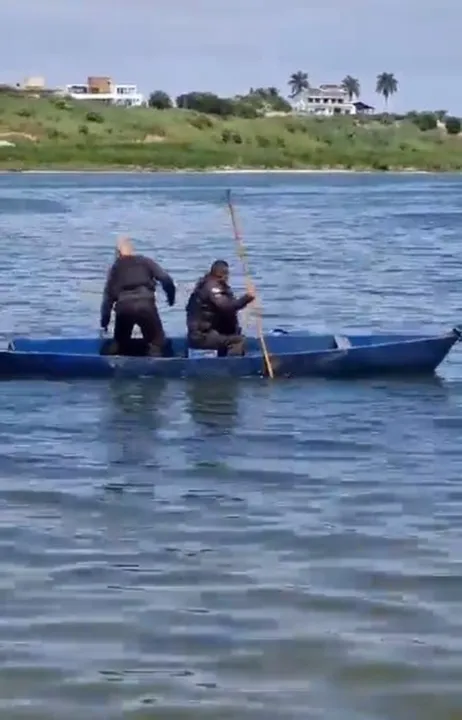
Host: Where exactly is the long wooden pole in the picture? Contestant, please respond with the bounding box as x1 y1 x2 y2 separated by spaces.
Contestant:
225 190 274 379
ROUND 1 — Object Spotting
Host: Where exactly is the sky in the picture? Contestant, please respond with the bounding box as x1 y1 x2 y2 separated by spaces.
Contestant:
1 0 460 113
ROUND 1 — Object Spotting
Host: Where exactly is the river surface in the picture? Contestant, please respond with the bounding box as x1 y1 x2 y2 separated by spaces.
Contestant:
1 171 462 720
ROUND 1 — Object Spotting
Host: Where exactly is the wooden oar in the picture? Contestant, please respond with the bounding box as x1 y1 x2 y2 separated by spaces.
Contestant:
225 189 274 379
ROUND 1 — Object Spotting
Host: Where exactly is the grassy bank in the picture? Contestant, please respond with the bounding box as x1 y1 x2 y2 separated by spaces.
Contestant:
0 92 462 171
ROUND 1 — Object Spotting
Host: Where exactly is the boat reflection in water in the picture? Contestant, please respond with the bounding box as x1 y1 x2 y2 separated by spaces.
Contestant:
185 378 241 433
99 379 168 491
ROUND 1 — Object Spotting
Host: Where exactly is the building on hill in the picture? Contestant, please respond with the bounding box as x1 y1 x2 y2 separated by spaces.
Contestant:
353 101 374 115
61 76 145 107
21 76 46 91
291 84 373 117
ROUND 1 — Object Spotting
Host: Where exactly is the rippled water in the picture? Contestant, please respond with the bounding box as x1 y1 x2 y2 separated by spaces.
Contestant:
1 171 462 720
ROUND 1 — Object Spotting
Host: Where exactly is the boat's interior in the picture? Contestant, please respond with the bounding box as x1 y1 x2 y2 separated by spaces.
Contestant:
5 331 432 359
8 335 334 358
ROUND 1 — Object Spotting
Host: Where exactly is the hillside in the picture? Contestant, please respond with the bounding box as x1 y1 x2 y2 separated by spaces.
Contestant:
0 91 461 171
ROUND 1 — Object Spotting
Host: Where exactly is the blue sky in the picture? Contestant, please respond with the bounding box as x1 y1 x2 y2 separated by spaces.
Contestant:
1 0 459 113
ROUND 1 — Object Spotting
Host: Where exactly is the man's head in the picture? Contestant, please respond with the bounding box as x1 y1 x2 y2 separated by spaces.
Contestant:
210 259 229 283
116 236 134 258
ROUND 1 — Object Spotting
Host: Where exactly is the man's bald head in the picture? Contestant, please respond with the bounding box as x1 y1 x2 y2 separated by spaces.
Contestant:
116 236 134 257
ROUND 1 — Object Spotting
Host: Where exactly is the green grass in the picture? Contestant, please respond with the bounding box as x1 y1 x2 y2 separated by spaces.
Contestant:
0 91 461 171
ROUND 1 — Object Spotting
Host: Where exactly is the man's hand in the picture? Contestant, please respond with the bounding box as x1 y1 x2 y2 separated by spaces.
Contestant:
242 292 255 305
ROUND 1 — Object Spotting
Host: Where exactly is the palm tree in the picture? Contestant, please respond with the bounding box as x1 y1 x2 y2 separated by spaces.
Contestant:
376 72 398 110
342 75 360 101
288 71 309 98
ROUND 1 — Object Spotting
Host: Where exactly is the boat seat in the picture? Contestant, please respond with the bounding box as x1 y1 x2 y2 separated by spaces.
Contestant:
186 348 218 359
333 335 352 349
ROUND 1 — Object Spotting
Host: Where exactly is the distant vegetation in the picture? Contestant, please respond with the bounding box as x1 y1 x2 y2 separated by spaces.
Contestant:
148 87 292 117
0 78 461 172
146 71 401 115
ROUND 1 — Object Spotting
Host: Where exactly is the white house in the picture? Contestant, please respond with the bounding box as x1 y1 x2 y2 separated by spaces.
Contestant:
62 76 145 107
291 84 356 116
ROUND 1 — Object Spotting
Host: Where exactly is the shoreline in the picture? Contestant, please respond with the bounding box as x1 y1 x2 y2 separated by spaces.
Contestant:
0 166 442 175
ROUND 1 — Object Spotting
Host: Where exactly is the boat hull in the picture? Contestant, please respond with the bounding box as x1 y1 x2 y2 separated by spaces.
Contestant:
0 327 459 380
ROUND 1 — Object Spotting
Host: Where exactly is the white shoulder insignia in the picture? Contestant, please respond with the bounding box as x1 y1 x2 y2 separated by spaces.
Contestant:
211 287 221 295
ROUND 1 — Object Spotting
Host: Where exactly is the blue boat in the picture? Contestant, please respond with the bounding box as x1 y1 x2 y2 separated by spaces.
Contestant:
0 326 460 380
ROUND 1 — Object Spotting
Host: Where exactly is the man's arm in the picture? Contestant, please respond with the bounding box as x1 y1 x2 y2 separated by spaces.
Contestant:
146 258 176 306
207 284 253 313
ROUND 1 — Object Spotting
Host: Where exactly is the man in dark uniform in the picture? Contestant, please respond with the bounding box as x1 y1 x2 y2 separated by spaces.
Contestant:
186 259 254 356
100 237 176 356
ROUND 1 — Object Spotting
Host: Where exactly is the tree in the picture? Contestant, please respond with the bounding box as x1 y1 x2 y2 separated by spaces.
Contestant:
435 109 447 122
175 91 234 116
445 116 461 135
342 75 360 101
288 71 309 98
376 72 398 110
243 87 291 113
148 90 172 110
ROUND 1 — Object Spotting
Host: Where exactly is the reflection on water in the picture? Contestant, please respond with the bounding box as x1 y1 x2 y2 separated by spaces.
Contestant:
185 379 241 432
99 380 168 490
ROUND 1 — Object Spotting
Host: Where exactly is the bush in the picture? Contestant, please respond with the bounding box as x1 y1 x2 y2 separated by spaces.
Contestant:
242 87 292 114
284 120 308 134
148 90 172 110
232 102 259 119
86 111 104 123
16 108 32 117
445 116 461 135
412 112 437 131
79 124 89 135
221 129 242 144
256 134 270 148
371 160 389 171
53 98 72 111
189 113 214 130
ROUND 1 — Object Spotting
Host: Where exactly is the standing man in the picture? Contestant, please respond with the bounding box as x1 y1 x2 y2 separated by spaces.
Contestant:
100 236 176 357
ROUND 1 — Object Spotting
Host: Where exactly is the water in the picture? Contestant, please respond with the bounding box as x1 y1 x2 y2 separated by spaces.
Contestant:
1 171 462 719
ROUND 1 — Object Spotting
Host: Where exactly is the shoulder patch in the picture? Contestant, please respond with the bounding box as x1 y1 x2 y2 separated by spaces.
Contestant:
210 287 222 295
